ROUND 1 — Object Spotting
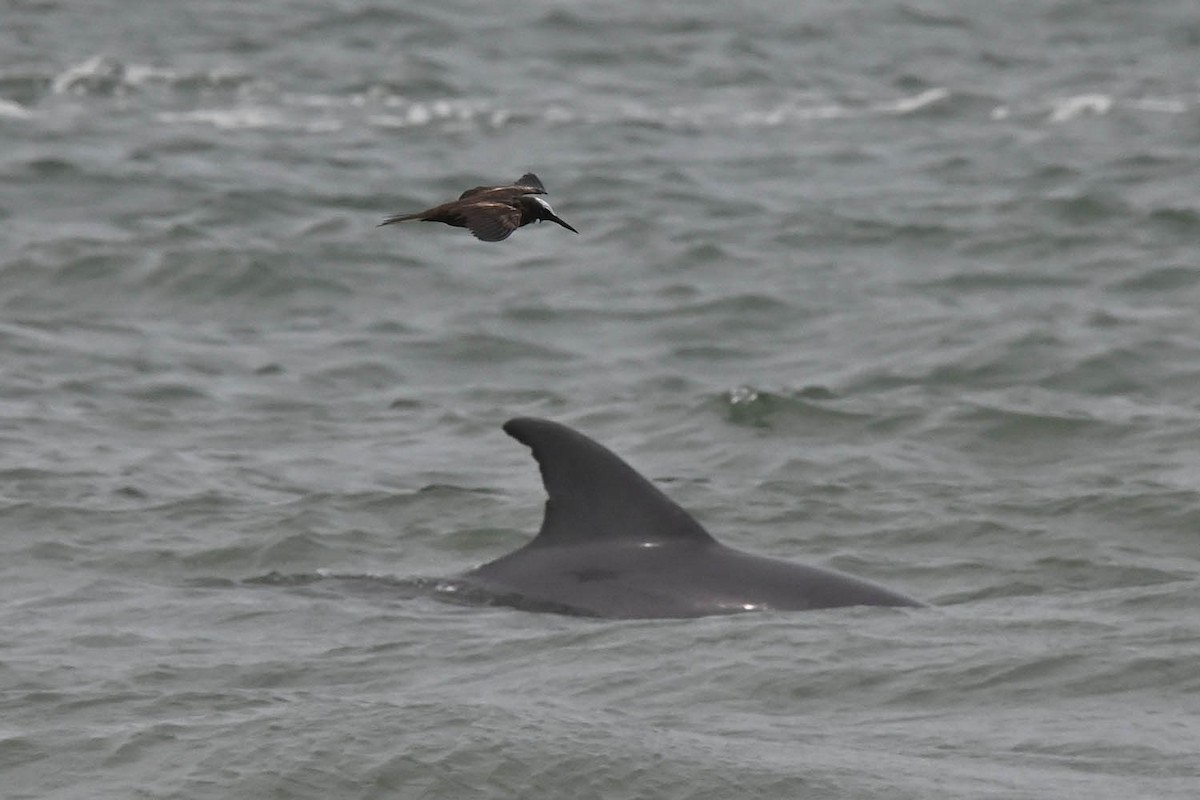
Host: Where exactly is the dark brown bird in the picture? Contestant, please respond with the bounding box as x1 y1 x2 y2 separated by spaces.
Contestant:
378 173 579 242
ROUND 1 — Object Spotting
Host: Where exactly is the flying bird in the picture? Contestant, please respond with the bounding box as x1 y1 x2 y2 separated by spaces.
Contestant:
378 173 578 242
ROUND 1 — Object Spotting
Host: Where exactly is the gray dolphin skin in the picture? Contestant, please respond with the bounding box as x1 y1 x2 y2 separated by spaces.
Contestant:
454 417 927 618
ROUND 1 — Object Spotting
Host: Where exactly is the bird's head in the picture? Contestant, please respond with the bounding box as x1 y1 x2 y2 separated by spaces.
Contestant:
525 195 579 234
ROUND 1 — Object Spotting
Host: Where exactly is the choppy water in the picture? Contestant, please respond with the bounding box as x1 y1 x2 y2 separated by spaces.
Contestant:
3 1 1200 797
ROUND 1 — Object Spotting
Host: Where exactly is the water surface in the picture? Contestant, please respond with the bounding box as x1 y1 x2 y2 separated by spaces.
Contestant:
2 1 1199 798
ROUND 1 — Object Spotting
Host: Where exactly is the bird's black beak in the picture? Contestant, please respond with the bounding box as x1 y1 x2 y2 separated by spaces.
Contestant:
546 213 579 234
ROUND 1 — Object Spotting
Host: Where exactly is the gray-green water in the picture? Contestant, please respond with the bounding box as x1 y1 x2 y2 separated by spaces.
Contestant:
3 1 1199 797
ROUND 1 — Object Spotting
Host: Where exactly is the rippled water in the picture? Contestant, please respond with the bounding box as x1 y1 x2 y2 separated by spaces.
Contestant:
3 1 1199 798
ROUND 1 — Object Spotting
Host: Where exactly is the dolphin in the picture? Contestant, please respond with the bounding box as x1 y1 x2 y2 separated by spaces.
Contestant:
448 417 927 618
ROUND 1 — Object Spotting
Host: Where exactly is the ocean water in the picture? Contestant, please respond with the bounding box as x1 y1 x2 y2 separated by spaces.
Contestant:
2 0 1199 797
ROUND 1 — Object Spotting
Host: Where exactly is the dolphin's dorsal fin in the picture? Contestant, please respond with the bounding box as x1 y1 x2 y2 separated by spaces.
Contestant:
503 417 716 548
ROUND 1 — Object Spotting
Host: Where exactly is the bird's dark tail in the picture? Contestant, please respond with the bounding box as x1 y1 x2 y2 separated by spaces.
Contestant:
378 212 424 227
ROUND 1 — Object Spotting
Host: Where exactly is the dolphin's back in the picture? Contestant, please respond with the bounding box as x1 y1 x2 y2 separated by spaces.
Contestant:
466 538 924 618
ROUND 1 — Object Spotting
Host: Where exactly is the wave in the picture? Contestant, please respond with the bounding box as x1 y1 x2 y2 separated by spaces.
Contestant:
6 55 1192 136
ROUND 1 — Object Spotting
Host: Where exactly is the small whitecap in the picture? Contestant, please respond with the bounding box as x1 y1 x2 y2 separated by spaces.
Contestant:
737 107 787 127
123 63 177 87
51 55 125 95
1049 94 1112 123
728 385 759 405
368 114 412 129
0 98 32 119
157 107 286 129
406 104 432 125
284 92 340 108
885 87 951 114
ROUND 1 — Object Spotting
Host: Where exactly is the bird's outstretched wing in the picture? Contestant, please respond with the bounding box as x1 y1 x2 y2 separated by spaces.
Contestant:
458 173 546 200
458 185 492 200
461 202 521 241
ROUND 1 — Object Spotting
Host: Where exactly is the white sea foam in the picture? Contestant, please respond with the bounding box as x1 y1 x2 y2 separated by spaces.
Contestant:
157 107 288 129
0 97 32 119
51 55 126 95
1049 93 1113 122
881 87 952 114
